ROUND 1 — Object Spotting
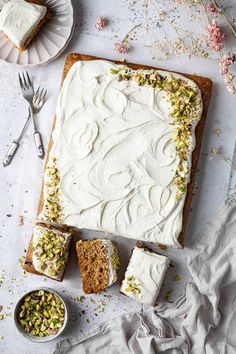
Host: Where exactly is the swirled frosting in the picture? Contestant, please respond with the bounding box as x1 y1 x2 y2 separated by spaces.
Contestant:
39 60 202 246
120 246 170 306
0 0 47 49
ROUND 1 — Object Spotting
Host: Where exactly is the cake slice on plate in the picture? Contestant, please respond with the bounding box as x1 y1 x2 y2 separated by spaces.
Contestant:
0 0 51 51
24 222 74 281
120 243 170 306
76 239 120 294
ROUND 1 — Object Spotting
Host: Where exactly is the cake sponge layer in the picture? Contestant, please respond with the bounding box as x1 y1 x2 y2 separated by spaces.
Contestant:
76 239 119 294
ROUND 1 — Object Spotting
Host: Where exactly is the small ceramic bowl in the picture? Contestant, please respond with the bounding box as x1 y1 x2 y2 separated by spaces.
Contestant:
14 287 69 343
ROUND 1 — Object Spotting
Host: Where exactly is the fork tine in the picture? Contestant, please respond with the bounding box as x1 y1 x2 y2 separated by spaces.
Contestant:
26 71 32 89
33 87 40 103
18 73 23 89
37 87 43 105
22 72 28 89
42 89 47 102
39 87 45 102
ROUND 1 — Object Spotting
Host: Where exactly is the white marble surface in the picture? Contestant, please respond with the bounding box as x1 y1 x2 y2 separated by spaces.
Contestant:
0 1 236 353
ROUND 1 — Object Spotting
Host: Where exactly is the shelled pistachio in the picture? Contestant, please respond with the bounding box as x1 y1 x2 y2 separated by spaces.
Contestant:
125 275 141 295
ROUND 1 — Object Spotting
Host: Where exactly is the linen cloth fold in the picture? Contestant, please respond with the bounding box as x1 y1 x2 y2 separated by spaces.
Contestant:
52 193 236 354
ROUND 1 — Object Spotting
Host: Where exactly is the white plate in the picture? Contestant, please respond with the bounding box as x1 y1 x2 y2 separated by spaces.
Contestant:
0 0 75 66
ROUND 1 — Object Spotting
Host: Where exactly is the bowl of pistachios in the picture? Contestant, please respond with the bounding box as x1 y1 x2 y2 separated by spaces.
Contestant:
14 288 68 342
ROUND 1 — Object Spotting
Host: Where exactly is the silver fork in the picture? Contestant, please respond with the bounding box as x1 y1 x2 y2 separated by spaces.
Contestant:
18 71 45 159
3 87 47 167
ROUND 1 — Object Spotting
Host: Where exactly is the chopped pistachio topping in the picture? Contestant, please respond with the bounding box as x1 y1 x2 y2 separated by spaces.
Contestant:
17 290 65 337
111 67 202 200
76 295 85 303
34 229 69 278
42 157 63 223
173 274 181 282
165 289 173 302
125 275 141 295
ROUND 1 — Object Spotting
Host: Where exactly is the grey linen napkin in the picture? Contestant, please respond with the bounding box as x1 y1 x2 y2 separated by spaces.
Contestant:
52 193 236 354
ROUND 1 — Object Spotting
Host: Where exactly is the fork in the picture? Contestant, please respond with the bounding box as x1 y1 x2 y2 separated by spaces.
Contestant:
3 87 47 167
18 71 45 159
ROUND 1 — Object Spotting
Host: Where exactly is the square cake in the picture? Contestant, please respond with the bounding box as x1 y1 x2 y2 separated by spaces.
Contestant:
0 0 50 51
39 59 203 247
120 244 170 306
76 239 120 294
24 223 74 281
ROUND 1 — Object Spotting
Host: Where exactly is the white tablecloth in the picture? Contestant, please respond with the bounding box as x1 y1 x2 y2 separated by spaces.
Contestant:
0 1 236 353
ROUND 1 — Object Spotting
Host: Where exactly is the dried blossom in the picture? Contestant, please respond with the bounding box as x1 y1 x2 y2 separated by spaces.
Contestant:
227 84 236 95
224 73 235 85
219 54 236 94
173 0 200 4
143 0 209 60
219 54 235 75
95 16 106 31
206 1 219 17
205 20 225 52
114 43 129 54
114 24 141 54
209 147 236 168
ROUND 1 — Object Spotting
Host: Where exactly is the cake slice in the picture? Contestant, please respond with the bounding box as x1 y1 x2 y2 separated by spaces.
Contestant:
76 239 120 294
0 0 51 51
24 222 74 281
120 243 170 306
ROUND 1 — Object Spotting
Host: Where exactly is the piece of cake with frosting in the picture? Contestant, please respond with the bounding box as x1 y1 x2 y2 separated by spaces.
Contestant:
120 244 170 306
0 0 51 51
24 223 74 281
76 239 120 294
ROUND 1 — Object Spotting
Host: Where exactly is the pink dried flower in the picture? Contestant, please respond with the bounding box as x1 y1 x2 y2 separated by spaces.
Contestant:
227 84 236 94
114 42 129 54
205 20 225 52
219 54 236 75
224 73 235 85
219 53 236 94
95 16 106 31
206 2 219 17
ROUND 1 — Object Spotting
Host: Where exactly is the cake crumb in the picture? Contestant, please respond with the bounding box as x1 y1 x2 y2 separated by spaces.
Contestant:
213 128 221 136
157 243 167 250
19 214 24 226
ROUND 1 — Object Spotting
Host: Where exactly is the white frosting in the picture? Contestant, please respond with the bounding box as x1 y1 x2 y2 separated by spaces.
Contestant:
0 0 47 48
101 239 119 286
40 60 202 246
32 225 72 280
120 246 170 306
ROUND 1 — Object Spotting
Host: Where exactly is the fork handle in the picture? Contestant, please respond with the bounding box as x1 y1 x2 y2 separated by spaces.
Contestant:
3 141 19 167
34 132 44 159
